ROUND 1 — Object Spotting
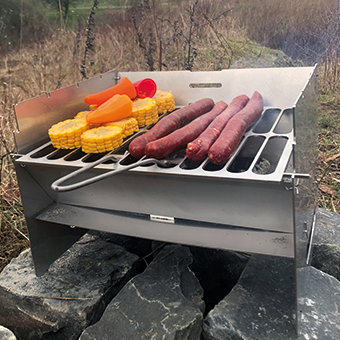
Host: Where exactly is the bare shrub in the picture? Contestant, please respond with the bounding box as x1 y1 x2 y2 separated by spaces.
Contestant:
231 0 339 62
127 0 239 71
81 0 99 79
0 0 53 53
315 2 340 95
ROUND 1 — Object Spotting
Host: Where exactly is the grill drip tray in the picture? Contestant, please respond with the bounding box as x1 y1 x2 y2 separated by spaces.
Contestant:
36 202 295 258
16 107 294 183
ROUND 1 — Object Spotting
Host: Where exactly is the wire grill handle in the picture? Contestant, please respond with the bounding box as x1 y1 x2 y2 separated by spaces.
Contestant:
51 155 169 192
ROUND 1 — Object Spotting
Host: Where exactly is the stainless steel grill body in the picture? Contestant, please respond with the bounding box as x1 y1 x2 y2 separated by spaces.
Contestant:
13 66 318 335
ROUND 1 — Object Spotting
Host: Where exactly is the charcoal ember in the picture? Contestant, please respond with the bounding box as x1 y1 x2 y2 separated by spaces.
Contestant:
254 157 271 174
159 148 187 167
180 159 203 170
166 148 186 160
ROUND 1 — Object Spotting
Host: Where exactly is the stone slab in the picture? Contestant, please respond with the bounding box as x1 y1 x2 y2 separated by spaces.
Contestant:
80 244 204 340
0 234 140 340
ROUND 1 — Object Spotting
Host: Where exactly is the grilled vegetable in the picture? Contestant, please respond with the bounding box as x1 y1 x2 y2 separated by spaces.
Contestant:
84 77 137 106
86 94 132 125
131 97 159 128
129 98 215 159
153 90 176 114
134 78 157 98
104 117 139 138
145 101 228 159
74 110 91 119
208 91 264 165
81 125 124 153
49 119 90 149
186 94 250 162
74 110 101 128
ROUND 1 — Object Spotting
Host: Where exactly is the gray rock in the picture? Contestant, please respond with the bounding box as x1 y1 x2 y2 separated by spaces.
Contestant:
0 326 17 340
89 230 154 258
313 208 340 245
202 255 296 340
188 246 250 313
79 244 205 340
311 244 340 280
311 208 340 280
298 266 340 340
0 233 140 340
202 254 340 340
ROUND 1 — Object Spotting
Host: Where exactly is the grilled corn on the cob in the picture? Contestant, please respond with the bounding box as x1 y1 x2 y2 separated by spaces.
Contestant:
153 90 176 114
74 110 100 128
74 111 91 119
89 104 98 111
49 118 90 149
131 97 159 128
81 125 123 153
104 117 139 138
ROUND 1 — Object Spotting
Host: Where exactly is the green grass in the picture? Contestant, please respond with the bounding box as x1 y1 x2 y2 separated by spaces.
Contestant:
51 0 191 30
47 0 132 30
48 7 121 30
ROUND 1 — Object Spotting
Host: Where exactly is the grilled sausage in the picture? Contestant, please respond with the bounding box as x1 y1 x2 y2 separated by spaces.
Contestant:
144 101 228 159
129 98 214 158
208 91 264 165
186 94 249 162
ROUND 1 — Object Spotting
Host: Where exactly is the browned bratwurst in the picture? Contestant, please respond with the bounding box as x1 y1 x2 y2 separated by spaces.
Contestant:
208 91 264 165
129 98 214 158
144 101 228 159
186 94 249 162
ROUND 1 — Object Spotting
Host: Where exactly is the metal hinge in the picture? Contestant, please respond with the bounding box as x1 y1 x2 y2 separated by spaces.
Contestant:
283 173 310 193
10 153 24 161
283 173 310 179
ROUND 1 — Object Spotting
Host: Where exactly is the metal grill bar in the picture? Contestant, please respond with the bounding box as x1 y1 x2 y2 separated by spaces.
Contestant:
15 106 294 183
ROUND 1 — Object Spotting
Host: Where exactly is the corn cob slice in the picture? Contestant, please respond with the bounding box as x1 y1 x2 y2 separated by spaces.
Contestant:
49 118 90 149
131 97 159 128
104 117 139 138
89 104 98 111
74 110 91 119
81 125 123 153
74 110 101 128
152 90 176 114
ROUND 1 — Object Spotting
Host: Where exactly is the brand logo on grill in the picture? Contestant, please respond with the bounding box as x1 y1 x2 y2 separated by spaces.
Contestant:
150 215 175 224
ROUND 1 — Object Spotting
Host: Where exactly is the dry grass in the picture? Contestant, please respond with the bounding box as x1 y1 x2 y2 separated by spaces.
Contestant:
1 0 340 272
317 87 340 213
231 0 339 62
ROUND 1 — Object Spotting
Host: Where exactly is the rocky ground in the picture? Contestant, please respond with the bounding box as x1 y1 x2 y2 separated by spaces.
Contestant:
0 208 339 340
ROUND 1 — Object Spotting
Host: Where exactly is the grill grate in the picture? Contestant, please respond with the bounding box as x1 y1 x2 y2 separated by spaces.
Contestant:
16 107 294 183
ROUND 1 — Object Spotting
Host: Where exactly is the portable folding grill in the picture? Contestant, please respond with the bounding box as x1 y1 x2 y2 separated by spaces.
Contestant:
12 66 318 335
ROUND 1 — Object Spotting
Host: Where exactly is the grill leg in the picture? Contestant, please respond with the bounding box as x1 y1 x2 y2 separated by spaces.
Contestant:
14 162 87 276
29 219 87 276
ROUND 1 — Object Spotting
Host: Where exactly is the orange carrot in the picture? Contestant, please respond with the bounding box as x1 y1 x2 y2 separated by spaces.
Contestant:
84 77 137 106
86 94 132 124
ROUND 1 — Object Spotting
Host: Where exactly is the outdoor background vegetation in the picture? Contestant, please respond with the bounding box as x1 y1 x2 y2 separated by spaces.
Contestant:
1 0 339 272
